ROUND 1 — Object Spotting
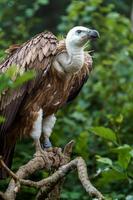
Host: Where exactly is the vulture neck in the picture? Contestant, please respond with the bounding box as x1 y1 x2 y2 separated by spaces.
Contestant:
56 39 84 74
65 41 84 73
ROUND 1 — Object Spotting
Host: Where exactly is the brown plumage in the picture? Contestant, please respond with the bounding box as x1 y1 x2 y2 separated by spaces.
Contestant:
0 28 95 178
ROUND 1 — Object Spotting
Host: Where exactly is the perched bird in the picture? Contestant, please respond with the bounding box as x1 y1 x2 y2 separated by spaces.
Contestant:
0 26 99 178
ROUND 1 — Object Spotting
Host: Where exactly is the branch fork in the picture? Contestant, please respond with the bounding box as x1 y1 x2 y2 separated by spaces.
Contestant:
0 141 104 200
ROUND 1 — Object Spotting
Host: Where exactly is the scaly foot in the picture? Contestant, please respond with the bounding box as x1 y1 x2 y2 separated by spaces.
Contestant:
34 138 51 169
42 137 52 149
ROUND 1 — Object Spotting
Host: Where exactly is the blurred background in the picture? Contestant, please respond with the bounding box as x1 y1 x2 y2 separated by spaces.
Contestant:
0 0 133 199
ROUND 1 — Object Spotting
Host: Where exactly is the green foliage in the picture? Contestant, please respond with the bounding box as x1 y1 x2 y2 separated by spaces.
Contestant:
90 126 117 143
75 131 89 158
112 145 133 170
0 66 35 93
0 0 49 49
56 0 133 199
0 0 133 199
93 129 133 187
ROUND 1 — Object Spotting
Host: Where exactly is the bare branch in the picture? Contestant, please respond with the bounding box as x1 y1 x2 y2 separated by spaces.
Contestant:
0 141 104 200
77 157 104 199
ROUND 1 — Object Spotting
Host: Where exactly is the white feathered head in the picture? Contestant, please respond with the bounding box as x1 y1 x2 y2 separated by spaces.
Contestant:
66 26 99 48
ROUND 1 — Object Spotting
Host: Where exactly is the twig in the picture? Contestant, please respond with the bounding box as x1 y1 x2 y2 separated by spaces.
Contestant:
77 157 104 199
0 156 18 182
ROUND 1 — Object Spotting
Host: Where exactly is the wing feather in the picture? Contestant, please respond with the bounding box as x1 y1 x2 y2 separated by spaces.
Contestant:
0 31 58 133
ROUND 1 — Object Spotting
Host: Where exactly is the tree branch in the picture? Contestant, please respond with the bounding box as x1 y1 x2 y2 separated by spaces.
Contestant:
0 141 104 200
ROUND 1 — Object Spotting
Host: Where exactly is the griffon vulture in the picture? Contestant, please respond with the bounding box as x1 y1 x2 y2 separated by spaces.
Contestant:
0 26 99 178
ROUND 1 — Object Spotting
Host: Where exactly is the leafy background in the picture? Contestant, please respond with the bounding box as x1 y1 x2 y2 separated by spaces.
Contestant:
0 0 133 199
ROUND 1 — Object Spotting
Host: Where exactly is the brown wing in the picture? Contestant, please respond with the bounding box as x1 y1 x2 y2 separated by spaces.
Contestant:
66 53 93 103
0 31 58 133
5 44 21 55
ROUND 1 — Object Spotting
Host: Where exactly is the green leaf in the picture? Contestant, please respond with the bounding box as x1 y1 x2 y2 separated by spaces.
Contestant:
112 144 132 153
112 145 132 169
115 114 123 123
96 155 113 166
97 168 127 186
129 149 133 158
90 126 117 143
75 131 89 159
6 65 18 78
25 9 34 17
37 0 49 5
118 153 131 169
0 116 5 123
12 70 35 88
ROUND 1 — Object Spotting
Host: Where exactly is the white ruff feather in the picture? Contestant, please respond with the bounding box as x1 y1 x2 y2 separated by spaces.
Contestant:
31 109 43 140
43 114 56 138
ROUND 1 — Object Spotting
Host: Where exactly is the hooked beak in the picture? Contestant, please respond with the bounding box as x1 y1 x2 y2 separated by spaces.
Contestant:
87 29 100 39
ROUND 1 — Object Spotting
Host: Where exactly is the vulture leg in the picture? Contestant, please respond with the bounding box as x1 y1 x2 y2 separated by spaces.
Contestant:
42 114 56 148
30 109 44 154
30 109 51 166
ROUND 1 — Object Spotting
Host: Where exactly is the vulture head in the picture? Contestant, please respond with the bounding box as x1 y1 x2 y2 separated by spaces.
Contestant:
54 26 99 74
66 26 99 48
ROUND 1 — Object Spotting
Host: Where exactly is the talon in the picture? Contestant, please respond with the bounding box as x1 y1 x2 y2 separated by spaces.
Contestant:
34 149 51 169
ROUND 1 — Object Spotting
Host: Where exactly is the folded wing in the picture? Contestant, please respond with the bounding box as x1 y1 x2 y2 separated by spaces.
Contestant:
0 31 58 134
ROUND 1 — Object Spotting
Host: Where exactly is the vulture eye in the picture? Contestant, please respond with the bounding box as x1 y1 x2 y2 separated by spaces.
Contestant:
77 30 82 34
